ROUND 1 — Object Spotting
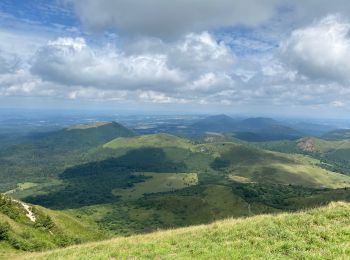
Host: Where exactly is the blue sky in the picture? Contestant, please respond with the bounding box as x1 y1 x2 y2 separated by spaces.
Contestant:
0 0 350 117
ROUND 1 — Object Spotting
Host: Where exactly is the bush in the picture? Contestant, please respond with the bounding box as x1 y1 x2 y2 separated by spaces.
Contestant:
35 215 55 230
0 222 10 240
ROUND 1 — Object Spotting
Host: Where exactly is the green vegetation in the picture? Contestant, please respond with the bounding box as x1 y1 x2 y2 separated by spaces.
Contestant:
0 194 104 256
103 133 194 150
19 202 350 260
205 142 350 188
0 121 135 192
252 137 350 175
2 122 350 257
5 183 39 195
112 172 198 201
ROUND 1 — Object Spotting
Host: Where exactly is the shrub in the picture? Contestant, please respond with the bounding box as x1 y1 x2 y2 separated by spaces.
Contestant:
35 215 55 230
0 222 9 240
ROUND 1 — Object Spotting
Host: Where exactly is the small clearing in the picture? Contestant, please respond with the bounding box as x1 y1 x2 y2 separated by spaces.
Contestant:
113 172 198 201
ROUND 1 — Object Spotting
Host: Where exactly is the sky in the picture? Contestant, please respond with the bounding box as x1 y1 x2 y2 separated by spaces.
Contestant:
0 0 350 117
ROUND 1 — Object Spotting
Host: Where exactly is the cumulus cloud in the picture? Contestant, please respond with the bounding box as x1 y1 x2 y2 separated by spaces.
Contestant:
168 32 234 74
31 32 235 94
31 37 184 90
69 0 279 38
280 15 350 83
4 0 350 112
0 69 58 97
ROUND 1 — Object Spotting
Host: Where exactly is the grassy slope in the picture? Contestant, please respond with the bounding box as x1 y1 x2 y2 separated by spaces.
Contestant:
252 137 350 175
202 142 350 188
103 133 194 150
3 133 350 254
112 172 198 201
0 194 104 256
60 135 350 237
20 202 350 260
104 135 350 189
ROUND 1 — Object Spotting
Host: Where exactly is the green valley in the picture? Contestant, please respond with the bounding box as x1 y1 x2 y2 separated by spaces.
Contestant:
1 121 350 258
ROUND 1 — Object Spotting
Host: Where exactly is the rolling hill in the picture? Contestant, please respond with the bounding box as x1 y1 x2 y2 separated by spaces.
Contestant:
191 114 238 133
0 121 136 192
189 115 302 141
15 202 350 259
103 133 194 150
287 122 336 136
233 117 302 141
253 137 350 175
2 124 350 257
19 133 350 238
31 121 136 151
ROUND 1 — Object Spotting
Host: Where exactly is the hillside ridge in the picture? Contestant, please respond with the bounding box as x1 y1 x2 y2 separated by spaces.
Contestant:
18 201 350 259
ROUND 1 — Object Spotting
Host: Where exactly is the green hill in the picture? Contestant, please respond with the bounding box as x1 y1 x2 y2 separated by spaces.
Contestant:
191 114 238 133
190 115 302 141
18 134 350 233
252 137 350 175
104 133 193 150
17 202 350 260
37 121 136 151
0 194 103 257
199 141 350 188
0 121 136 192
3 131 350 251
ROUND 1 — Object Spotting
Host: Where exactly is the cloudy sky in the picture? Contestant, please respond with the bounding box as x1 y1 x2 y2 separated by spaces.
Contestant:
1 0 350 117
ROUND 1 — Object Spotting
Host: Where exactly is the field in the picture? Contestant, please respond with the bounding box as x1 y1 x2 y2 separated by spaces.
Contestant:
103 133 194 150
17 202 350 259
112 172 198 201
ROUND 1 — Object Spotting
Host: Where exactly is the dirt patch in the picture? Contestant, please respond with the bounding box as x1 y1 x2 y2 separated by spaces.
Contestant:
297 138 316 152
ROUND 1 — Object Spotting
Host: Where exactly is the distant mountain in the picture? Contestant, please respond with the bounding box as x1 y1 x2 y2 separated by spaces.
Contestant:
239 117 279 130
322 129 350 140
191 114 238 133
32 121 136 151
288 122 336 136
234 117 302 141
190 115 302 141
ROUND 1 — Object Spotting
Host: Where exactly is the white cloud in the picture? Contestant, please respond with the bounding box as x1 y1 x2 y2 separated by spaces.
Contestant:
4 1 350 113
0 69 58 97
138 91 189 104
31 37 184 90
331 100 346 107
31 33 235 95
168 32 234 75
186 72 235 93
280 15 350 83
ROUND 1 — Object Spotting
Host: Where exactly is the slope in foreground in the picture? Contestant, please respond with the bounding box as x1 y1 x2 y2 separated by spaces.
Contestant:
22 202 350 260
